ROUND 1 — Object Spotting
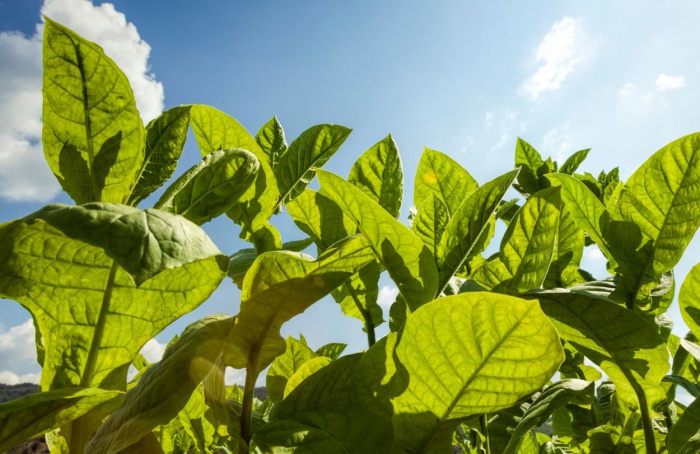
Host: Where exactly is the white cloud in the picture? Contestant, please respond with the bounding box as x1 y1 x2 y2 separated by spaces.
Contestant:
655 74 685 91
542 123 572 162
0 319 40 384
490 133 509 151
0 0 164 202
139 338 166 363
519 17 589 101
225 367 246 386
0 371 41 385
377 285 399 311
484 110 495 128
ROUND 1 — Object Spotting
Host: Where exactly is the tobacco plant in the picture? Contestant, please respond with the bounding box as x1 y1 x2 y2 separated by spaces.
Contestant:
1 18 700 454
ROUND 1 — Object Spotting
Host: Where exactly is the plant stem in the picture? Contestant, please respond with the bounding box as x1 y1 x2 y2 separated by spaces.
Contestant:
241 362 259 443
480 414 491 454
70 260 119 454
346 283 375 347
632 383 657 454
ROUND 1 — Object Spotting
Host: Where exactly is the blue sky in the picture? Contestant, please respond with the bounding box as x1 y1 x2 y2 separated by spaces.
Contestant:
0 0 699 385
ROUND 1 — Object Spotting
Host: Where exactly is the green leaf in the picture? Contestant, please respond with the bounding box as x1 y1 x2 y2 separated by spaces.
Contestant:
318 170 439 312
544 206 586 288
547 174 617 266
87 315 234 454
189 104 280 252
666 397 700 454
391 292 564 453
503 380 594 454
266 336 317 403
680 264 700 340
154 149 259 225
0 204 227 444
275 124 352 210
612 133 700 277
127 106 191 206
513 138 544 195
255 116 287 170
225 233 375 372
287 189 356 253
178 386 215 453
534 291 668 411
227 238 314 288
284 356 333 398
348 134 403 218
315 343 347 360
330 260 384 330
473 187 561 292
436 169 519 295
0 387 121 452
559 149 591 175
251 355 393 454
412 194 449 258
42 18 144 205
414 147 478 216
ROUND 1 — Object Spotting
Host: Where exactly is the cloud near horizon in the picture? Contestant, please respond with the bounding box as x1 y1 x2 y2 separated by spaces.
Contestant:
0 0 164 203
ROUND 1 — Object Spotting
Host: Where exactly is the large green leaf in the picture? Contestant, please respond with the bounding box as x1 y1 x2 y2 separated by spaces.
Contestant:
534 291 668 412
414 147 478 216
286 189 355 253
680 263 700 339
87 315 234 454
189 104 280 252
543 206 585 288
610 133 700 304
266 336 317 403
225 233 375 372
348 134 403 218
154 149 259 225
472 187 561 292
667 397 700 454
0 387 121 452
251 355 393 454
127 106 191 206
503 380 594 454
391 292 564 453
42 18 144 205
275 124 352 210
436 170 518 295
412 194 449 258
318 170 438 312
255 116 287 170
613 132 700 275
0 204 227 447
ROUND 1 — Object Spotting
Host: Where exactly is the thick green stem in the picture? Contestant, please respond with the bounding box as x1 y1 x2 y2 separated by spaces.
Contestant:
630 380 657 454
346 283 375 347
70 260 119 454
241 362 259 443
480 414 491 454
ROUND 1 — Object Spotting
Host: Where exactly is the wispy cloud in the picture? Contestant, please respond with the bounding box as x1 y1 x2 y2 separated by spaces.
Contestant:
655 74 685 91
0 0 164 203
519 17 590 101
542 123 573 162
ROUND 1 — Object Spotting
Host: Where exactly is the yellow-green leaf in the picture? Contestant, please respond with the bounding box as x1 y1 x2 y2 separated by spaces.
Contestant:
42 18 144 205
392 292 564 453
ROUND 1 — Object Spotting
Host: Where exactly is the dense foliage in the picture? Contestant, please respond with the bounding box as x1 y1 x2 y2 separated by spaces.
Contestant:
1 18 700 454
